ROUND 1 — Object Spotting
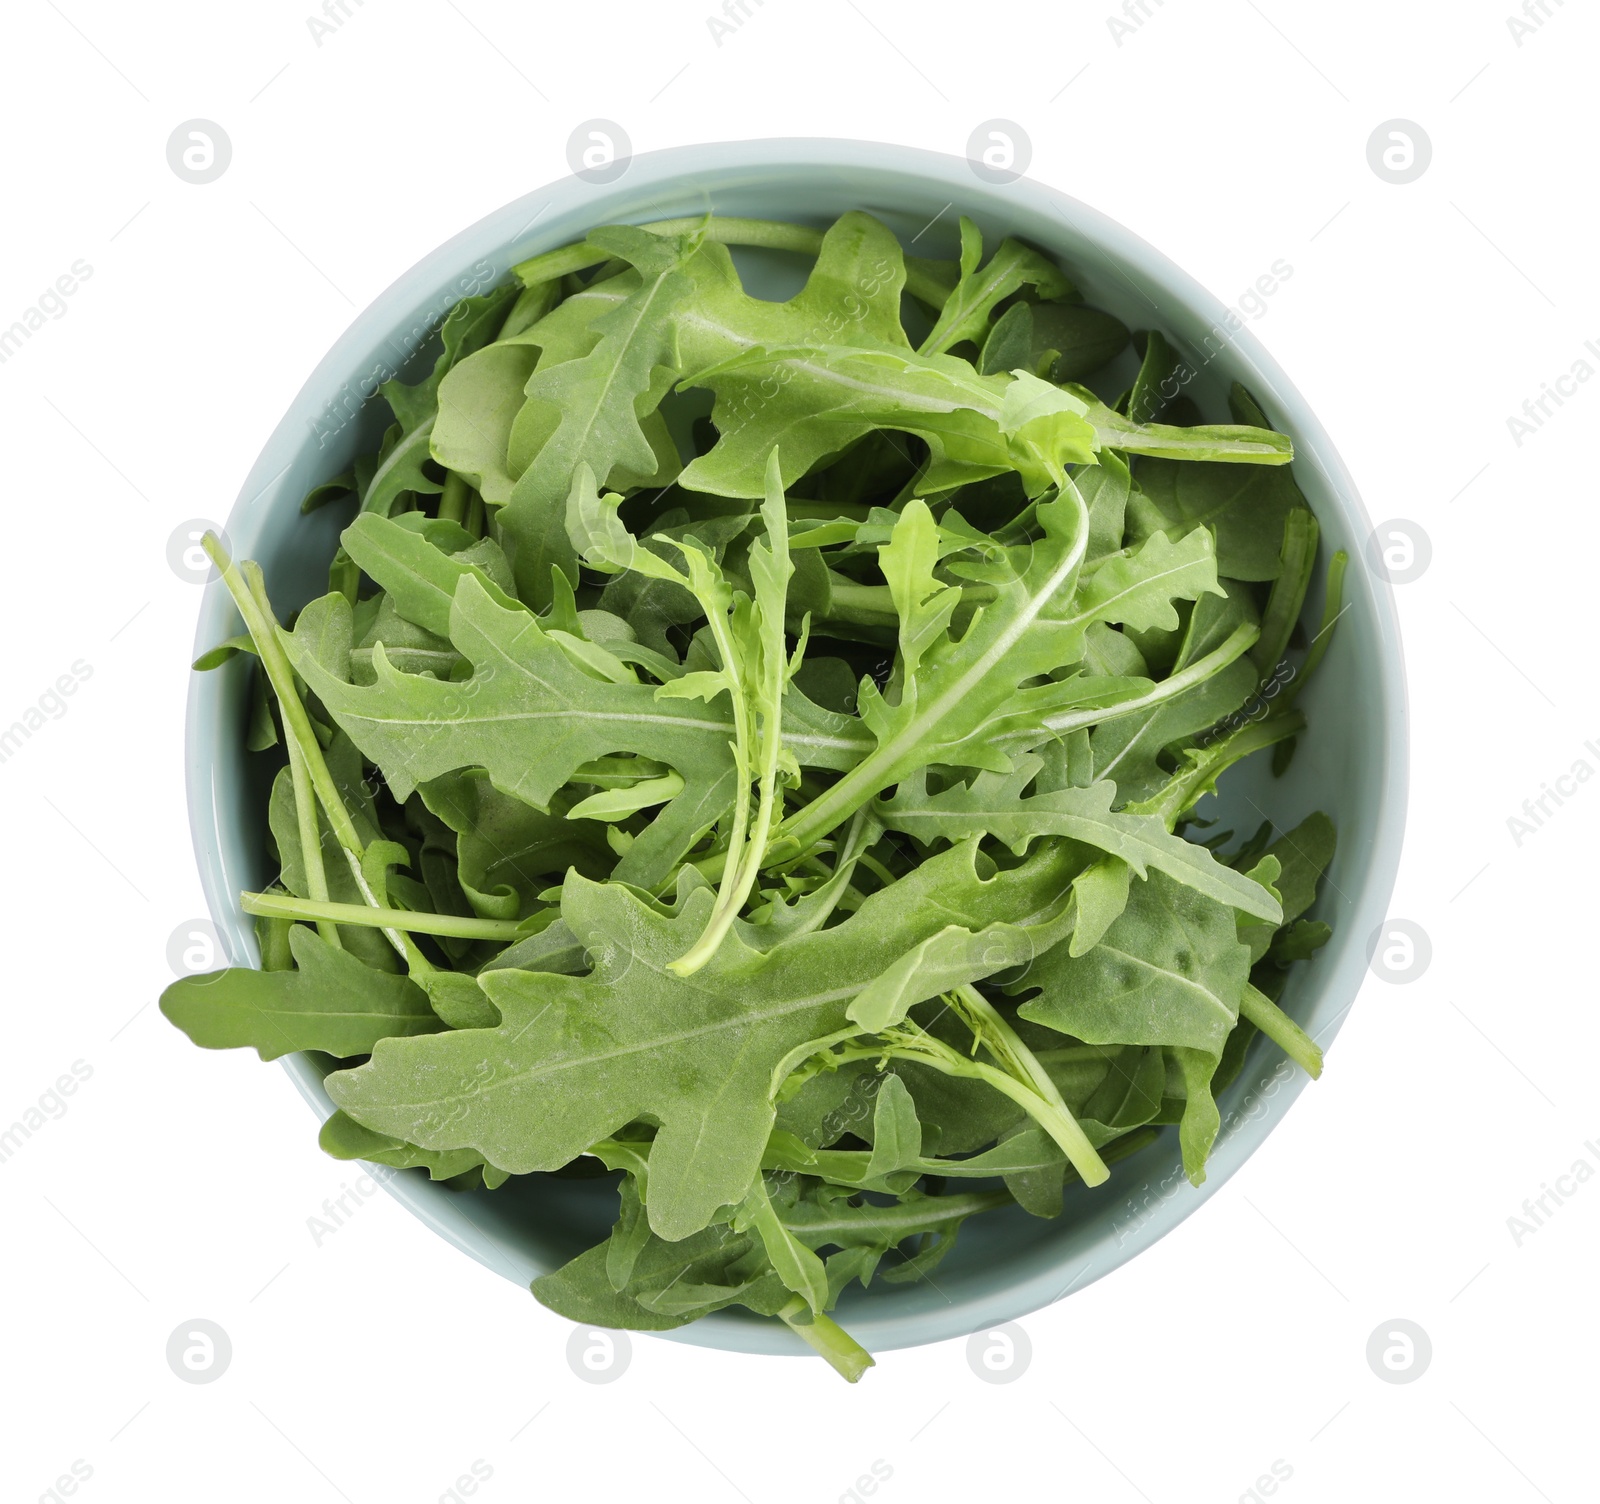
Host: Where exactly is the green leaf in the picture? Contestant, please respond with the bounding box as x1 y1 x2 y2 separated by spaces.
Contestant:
875 764 1280 921
1127 396 1308 581
919 217 1073 356
319 1110 509 1186
324 839 1079 1240
361 286 518 519
431 343 539 505
497 228 701 607
776 498 1229 857
1015 870 1251 1183
160 926 443 1061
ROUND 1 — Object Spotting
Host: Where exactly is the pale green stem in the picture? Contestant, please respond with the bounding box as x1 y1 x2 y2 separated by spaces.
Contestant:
951 984 1073 1114
209 537 430 972
284 738 340 950
668 609 755 976
438 470 471 525
247 566 338 951
824 1033 1108 1187
1239 983 1324 1079
938 1053 1108 1187
777 1297 875 1384
242 891 529 943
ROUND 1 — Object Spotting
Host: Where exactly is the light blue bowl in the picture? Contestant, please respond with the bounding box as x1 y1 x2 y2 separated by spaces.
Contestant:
187 138 1407 1356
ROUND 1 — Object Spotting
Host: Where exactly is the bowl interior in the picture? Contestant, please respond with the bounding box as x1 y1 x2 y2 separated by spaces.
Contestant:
188 139 1406 1355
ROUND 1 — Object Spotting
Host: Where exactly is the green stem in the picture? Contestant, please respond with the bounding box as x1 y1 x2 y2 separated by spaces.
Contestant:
284 719 341 949
511 215 954 310
214 545 360 853
209 538 431 972
823 579 900 628
777 1297 875 1383
875 1031 1108 1187
766 484 1092 863
1239 983 1323 1079
247 562 341 950
1027 623 1260 745
1253 509 1319 677
242 891 531 942
1128 710 1305 833
438 470 471 525
951 984 1067 1111
668 611 755 977
1287 549 1349 706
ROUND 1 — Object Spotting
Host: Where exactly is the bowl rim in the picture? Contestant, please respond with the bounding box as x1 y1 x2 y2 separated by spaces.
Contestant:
187 135 1408 1356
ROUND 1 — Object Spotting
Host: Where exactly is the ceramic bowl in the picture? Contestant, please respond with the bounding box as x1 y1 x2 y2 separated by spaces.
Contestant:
187 138 1407 1356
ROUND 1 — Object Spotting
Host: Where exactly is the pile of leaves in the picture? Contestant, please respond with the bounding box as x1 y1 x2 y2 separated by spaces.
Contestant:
163 211 1344 1380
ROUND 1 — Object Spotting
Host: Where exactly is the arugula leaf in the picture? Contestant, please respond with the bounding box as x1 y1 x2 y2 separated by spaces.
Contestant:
324 839 1082 1240
498 228 701 607
319 1109 511 1187
875 764 1282 922
361 287 518 519
919 216 1073 356
773 491 1226 858
1013 870 1250 1183
160 926 444 1061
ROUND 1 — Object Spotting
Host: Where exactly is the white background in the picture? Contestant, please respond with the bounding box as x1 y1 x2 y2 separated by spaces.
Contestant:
1 1 1595 1500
